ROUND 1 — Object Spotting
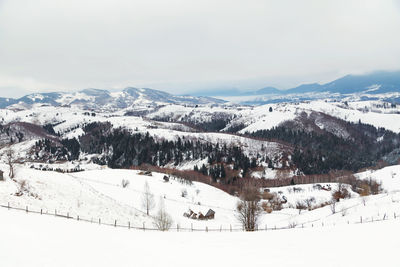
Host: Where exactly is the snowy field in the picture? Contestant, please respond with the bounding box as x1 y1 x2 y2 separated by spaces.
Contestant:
0 207 399 267
1 163 400 230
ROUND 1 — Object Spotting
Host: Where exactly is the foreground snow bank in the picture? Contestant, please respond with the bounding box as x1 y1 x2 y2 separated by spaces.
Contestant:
1 208 398 267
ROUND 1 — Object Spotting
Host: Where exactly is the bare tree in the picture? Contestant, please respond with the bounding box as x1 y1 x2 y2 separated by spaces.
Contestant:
141 181 155 215
153 197 173 231
6 148 16 179
235 184 262 231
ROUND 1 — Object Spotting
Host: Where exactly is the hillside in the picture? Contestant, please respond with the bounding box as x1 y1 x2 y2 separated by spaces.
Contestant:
1 160 399 230
1 97 400 178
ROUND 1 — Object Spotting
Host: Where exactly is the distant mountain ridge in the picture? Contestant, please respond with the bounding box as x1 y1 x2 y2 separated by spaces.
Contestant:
0 87 226 110
2 71 400 108
194 71 400 97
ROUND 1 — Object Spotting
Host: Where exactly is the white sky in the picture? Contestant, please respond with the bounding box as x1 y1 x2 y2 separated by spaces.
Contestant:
0 0 400 97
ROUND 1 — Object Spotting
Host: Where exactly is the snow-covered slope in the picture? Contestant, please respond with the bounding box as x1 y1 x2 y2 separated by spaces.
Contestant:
1 163 400 230
0 165 239 228
1 201 399 267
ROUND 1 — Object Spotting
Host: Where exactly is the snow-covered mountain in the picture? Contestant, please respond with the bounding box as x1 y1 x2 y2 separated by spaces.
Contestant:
0 87 226 111
207 71 400 105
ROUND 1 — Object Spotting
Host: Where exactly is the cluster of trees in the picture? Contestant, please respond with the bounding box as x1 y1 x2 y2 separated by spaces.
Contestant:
249 122 400 174
0 124 24 143
194 164 226 182
61 138 80 160
43 124 57 136
32 122 263 181
74 123 259 178
34 139 69 161
35 138 80 161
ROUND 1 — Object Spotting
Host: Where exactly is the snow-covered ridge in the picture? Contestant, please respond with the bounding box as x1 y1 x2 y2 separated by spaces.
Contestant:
0 87 226 111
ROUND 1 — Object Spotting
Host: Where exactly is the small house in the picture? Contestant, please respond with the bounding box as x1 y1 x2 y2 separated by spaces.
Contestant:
204 209 215 220
198 212 208 220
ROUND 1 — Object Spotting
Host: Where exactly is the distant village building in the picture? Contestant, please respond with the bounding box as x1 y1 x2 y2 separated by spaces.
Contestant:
204 209 215 220
184 208 215 220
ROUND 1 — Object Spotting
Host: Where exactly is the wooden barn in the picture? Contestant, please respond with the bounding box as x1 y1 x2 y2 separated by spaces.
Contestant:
204 209 215 220
183 208 215 220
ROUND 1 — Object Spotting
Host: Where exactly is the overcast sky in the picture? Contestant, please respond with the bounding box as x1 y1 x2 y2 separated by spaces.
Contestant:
0 0 400 98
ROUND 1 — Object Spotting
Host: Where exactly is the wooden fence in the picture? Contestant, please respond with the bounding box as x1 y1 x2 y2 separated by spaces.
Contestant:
0 202 398 232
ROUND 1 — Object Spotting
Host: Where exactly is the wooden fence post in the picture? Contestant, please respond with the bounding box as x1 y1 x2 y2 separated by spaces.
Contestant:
220 225 222 232
394 212 396 219
177 224 179 232
26 206 28 213
40 209 42 215
128 221 130 229
206 226 208 232
7 202 9 210
77 215 80 221
67 212 69 219
360 216 362 223
191 223 193 232
143 222 145 231
114 220 117 227
230 224 232 232
55 209 57 216
99 218 101 225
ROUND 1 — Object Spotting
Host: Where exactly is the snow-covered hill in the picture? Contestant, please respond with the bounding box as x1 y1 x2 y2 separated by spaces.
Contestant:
1 161 400 230
1 206 399 267
0 87 226 111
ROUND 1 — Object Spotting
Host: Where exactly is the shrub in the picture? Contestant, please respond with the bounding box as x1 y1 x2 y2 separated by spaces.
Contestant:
153 198 173 231
121 179 130 188
359 184 371 196
261 191 285 210
305 197 316 210
332 183 351 201
262 191 275 201
261 201 273 213
181 188 188 198
341 206 347 217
